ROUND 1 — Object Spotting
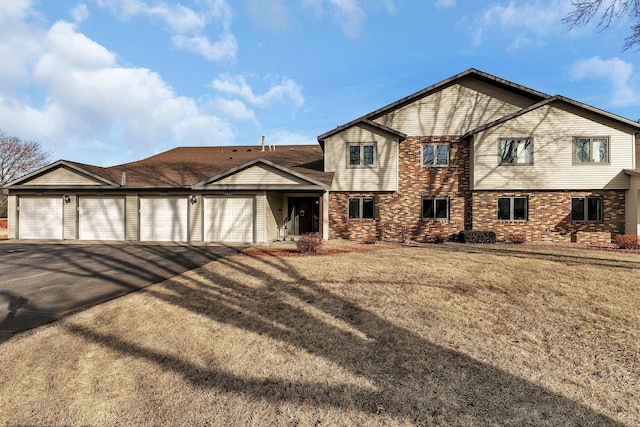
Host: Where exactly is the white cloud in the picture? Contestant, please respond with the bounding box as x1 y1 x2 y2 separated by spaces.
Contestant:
209 97 257 121
171 33 237 62
268 130 316 146
436 0 456 8
95 0 236 61
472 0 572 50
246 0 292 32
1 18 235 160
568 57 638 107
211 74 304 108
329 0 366 38
71 4 90 23
302 0 366 38
0 0 44 86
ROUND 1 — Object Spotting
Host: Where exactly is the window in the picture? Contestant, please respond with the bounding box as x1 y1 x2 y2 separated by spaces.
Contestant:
497 197 528 221
348 143 376 167
422 197 449 220
500 138 532 164
574 137 609 163
571 197 603 222
422 143 449 166
348 197 375 219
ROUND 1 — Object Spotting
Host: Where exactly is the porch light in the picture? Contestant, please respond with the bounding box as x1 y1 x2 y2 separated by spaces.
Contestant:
63 194 71 204
189 195 198 204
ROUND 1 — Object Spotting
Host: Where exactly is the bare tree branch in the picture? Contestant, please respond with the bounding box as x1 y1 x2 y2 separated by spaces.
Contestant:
0 130 51 217
563 0 640 50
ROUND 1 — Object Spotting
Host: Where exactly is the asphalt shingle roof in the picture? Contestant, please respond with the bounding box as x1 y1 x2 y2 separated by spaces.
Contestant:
65 145 331 188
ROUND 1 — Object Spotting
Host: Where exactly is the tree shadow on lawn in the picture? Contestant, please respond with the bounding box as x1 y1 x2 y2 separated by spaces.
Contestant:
433 243 640 270
0 243 243 340
64 250 621 426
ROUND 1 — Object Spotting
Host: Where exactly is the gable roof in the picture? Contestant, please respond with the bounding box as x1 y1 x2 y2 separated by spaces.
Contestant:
463 95 640 137
318 68 550 143
4 160 121 187
6 145 332 189
193 157 330 188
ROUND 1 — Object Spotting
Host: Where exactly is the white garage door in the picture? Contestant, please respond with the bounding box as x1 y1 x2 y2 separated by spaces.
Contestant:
140 197 188 242
79 197 125 241
19 197 63 240
205 197 254 242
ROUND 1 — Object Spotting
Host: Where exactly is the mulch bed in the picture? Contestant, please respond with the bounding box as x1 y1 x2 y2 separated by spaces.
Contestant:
242 238 640 257
241 240 402 257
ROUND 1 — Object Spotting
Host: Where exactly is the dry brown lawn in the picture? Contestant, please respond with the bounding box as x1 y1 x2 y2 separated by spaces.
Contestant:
0 243 638 426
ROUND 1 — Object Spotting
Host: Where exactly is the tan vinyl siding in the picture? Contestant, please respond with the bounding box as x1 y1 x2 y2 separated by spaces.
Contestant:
375 78 536 136
63 195 77 240
189 195 203 242
125 195 138 241
265 191 283 241
27 167 104 186
324 125 398 191
215 164 310 185
626 177 640 235
255 192 265 243
8 195 16 239
473 104 635 190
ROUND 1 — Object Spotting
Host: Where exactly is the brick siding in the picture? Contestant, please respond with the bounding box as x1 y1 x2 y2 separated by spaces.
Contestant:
328 136 626 244
329 136 470 242
472 190 625 244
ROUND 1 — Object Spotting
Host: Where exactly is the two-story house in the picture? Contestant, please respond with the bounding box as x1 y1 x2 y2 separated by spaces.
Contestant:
4 69 640 244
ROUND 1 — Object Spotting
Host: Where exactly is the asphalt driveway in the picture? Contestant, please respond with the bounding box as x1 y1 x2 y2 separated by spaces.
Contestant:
0 242 244 342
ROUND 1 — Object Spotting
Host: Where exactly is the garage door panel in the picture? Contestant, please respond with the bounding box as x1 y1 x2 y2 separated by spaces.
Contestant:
205 197 254 242
79 197 125 241
19 198 63 240
140 197 188 242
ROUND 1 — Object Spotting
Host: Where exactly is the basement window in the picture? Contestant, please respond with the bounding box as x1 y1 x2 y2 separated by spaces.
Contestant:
348 197 375 220
497 197 528 221
571 197 603 222
422 197 449 220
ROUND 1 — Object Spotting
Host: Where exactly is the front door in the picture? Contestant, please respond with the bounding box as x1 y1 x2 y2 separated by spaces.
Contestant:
289 197 319 235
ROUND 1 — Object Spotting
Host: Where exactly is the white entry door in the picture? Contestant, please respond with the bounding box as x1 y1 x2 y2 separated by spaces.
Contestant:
204 197 254 242
19 197 63 239
140 197 188 242
78 197 125 240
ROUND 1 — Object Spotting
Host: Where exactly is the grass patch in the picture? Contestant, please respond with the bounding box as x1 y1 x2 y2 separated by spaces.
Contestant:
0 244 638 425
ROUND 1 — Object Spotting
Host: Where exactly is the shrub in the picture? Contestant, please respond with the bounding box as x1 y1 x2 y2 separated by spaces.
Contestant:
505 233 527 244
362 236 377 245
431 232 448 244
614 234 639 249
457 230 496 244
296 233 323 254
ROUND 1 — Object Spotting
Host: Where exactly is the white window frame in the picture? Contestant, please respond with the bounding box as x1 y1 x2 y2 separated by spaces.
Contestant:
422 143 449 167
499 138 533 165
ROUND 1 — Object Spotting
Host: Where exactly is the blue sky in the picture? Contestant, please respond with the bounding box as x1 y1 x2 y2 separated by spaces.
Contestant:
1 0 639 166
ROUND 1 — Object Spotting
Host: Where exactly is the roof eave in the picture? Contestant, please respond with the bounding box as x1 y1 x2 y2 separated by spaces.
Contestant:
193 157 329 189
4 160 121 187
